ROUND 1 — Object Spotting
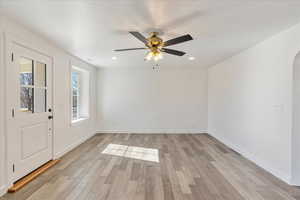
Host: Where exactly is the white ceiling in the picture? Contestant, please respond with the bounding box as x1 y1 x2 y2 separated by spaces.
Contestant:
1 0 300 68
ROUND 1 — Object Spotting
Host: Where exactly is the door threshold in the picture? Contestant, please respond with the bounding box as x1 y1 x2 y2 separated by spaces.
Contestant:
8 159 60 193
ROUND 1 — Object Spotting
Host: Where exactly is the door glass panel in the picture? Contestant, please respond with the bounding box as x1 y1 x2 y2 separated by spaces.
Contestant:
20 57 33 86
34 88 46 113
35 62 46 87
20 87 33 113
19 58 48 113
20 57 34 113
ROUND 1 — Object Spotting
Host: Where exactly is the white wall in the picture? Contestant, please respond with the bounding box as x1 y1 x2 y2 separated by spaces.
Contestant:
0 17 97 196
208 23 300 184
97 67 208 133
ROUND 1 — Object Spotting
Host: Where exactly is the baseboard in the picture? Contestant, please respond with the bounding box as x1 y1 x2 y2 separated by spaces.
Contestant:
208 132 291 185
96 129 207 134
290 178 300 186
0 185 7 197
53 132 96 159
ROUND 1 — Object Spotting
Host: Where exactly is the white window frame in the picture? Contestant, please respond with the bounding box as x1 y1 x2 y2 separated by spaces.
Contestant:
70 65 90 124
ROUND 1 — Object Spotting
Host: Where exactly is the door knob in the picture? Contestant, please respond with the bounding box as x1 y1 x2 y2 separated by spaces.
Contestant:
48 116 53 120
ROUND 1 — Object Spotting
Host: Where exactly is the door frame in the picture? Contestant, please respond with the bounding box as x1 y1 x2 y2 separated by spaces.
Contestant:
5 33 54 187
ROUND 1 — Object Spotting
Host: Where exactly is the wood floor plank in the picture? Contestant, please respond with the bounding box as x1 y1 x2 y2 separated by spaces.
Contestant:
2 133 300 200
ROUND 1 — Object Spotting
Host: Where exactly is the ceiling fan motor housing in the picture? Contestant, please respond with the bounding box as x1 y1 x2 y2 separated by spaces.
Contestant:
147 32 163 50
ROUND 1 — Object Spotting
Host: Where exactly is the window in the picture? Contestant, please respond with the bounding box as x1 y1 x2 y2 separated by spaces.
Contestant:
71 66 90 123
20 57 47 113
72 71 80 120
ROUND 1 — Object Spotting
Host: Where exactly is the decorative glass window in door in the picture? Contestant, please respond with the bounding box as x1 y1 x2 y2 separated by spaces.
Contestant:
19 57 47 113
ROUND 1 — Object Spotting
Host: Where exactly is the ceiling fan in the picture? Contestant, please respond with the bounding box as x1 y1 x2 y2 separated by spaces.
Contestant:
114 31 193 61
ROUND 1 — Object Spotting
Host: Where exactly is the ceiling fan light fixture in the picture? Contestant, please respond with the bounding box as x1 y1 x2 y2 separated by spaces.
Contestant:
156 52 163 60
145 51 154 60
145 51 163 61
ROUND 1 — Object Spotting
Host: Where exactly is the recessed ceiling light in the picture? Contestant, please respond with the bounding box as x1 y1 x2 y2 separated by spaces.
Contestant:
188 56 195 60
112 56 117 60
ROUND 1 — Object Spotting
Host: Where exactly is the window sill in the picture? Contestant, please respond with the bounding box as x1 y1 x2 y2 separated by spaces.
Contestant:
71 117 89 126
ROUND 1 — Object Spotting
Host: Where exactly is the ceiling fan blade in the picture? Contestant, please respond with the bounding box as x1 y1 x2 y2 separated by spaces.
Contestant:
161 48 186 56
129 31 148 45
114 48 147 52
163 34 193 47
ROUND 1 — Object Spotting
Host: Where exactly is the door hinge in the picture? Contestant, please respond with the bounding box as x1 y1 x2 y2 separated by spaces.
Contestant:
12 109 15 118
13 164 15 173
11 53 14 62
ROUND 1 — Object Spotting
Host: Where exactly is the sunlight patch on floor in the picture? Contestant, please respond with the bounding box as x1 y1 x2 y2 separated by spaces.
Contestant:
102 143 159 163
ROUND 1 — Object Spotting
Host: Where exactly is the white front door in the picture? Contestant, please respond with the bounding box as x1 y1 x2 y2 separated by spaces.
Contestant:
7 43 53 183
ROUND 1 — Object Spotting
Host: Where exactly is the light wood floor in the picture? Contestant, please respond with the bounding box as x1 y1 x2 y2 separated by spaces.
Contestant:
2 133 300 200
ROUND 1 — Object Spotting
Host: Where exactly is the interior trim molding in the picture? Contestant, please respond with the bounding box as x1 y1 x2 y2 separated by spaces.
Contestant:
53 132 96 159
208 132 291 185
290 178 300 186
96 129 207 134
0 185 7 197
